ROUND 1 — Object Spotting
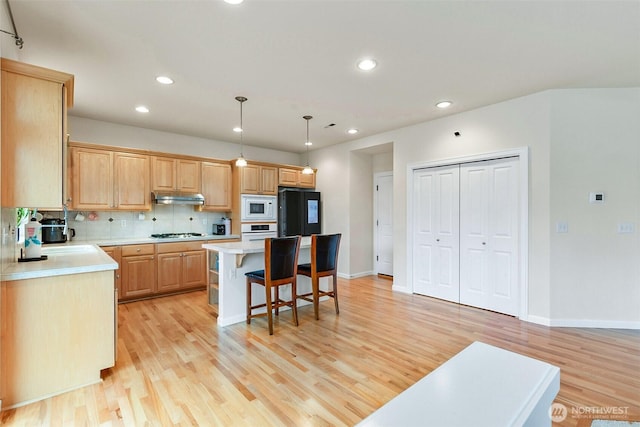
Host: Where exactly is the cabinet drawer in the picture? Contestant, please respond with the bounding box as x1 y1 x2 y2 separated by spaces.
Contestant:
156 241 204 254
121 244 155 257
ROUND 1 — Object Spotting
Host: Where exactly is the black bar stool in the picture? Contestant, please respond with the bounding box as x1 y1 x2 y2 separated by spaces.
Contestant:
245 236 301 335
297 233 342 320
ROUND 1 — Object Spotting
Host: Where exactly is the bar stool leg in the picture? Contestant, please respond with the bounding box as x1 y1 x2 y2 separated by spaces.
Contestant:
313 276 320 320
265 284 274 335
291 280 299 326
246 278 252 324
333 273 339 315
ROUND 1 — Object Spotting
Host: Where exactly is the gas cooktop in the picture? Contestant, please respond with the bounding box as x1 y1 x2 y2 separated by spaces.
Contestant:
150 233 204 239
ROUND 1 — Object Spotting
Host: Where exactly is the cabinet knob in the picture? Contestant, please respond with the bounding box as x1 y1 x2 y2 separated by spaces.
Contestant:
136 248 141 252
436 238 440 242
482 242 486 245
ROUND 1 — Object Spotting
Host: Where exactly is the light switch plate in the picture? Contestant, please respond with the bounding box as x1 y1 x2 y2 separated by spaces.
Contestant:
556 221 569 233
617 223 635 234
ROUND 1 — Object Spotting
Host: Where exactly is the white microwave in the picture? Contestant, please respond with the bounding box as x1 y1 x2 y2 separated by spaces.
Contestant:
241 194 277 222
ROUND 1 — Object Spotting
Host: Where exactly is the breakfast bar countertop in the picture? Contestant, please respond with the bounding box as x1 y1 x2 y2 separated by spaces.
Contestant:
202 236 311 255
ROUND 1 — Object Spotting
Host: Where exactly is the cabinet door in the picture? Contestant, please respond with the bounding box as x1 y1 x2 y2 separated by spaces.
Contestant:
177 160 201 192
182 250 207 289
1 71 64 208
70 147 114 210
114 152 150 210
278 168 299 186
240 164 260 194
202 162 231 211
120 254 156 300
261 166 278 194
151 156 176 191
156 252 183 293
298 170 315 188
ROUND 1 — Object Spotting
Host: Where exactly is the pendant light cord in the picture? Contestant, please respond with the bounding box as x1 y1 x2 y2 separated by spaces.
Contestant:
1 0 24 48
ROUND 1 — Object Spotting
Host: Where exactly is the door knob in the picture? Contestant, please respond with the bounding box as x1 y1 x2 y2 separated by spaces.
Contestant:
436 238 440 242
482 242 486 245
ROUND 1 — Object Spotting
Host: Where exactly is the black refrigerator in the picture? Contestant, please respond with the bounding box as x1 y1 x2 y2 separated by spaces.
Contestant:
278 189 321 237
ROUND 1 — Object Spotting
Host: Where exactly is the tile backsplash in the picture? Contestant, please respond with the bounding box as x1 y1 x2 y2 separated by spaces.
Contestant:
41 205 230 242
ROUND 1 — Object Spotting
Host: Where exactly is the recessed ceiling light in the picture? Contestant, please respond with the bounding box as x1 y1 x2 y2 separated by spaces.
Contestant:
156 76 174 85
135 106 150 113
305 141 312 146
357 58 377 71
347 128 359 135
224 0 243 4
233 126 242 133
436 101 452 109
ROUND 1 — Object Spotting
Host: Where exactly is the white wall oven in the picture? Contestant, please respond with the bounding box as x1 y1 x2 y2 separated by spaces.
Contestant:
241 194 277 222
241 223 278 242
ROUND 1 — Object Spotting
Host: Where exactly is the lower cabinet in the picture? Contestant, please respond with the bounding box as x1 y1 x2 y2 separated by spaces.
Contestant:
120 244 156 301
102 242 207 302
157 242 206 293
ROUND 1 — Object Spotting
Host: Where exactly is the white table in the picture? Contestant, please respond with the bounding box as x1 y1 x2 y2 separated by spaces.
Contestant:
357 341 560 427
202 237 313 326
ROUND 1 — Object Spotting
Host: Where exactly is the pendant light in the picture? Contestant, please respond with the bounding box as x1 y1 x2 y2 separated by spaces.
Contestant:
235 96 248 167
302 115 314 175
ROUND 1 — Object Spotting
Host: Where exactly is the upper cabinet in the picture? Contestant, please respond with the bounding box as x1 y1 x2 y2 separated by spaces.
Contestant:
1 59 74 209
69 144 151 211
238 164 277 195
278 167 316 189
151 156 201 193
201 161 231 211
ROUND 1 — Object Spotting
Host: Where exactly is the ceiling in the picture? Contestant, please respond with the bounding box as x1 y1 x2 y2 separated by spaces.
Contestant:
7 0 640 154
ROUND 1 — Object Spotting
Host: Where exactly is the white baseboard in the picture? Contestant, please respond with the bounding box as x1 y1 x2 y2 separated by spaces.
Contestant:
338 270 373 279
391 285 411 294
526 315 640 329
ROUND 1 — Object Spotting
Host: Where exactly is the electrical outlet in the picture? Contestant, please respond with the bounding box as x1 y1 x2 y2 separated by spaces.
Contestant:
121 219 127 228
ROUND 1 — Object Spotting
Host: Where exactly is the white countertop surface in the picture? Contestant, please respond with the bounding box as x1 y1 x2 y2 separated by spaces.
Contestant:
90 234 240 246
202 236 312 254
2 244 118 281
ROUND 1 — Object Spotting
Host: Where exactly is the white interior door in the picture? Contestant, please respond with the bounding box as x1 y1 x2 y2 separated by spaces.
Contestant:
412 165 460 302
375 173 394 276
459 158 519 315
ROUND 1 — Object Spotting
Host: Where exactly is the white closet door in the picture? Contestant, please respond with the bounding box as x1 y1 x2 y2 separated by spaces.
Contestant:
412 165 460 302
459 158 519 316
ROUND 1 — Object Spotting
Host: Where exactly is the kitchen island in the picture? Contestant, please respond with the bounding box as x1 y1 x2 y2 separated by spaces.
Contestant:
202 237 313 327
1 245 117 408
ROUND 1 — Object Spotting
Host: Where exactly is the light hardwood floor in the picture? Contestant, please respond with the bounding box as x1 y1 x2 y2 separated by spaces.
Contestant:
2 275 639 426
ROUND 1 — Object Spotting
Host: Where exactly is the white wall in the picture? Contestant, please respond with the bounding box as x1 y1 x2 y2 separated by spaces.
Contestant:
549 88 640 325
312 87 640 326
69 116 302 165
349 151 373 277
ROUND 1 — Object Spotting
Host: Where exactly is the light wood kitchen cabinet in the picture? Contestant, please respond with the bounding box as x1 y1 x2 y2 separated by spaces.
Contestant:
120 244 156 300
101 246 122 293
69 146 114 209
151 156 201 193
156 241 206 293
201 161 232 211
69 144 151 210
1 271 114 407
278 167 316 188
1 58 74 209
239 163 277 195
114 152 151 210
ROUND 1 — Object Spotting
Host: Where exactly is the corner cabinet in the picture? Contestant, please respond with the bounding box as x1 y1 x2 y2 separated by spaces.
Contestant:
69 144 151 211
1 58 74 208
202 161 232 211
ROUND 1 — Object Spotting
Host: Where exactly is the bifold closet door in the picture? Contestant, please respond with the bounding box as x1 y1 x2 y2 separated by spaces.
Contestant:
459 158 519 316
412 165 460 302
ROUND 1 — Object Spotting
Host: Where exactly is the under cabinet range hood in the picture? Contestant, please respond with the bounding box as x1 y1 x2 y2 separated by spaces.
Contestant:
152 191 205 205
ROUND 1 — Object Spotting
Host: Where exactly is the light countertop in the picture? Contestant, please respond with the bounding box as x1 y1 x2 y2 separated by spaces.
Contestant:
202 236 311 254
87 234 241 247
2 244 118 281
